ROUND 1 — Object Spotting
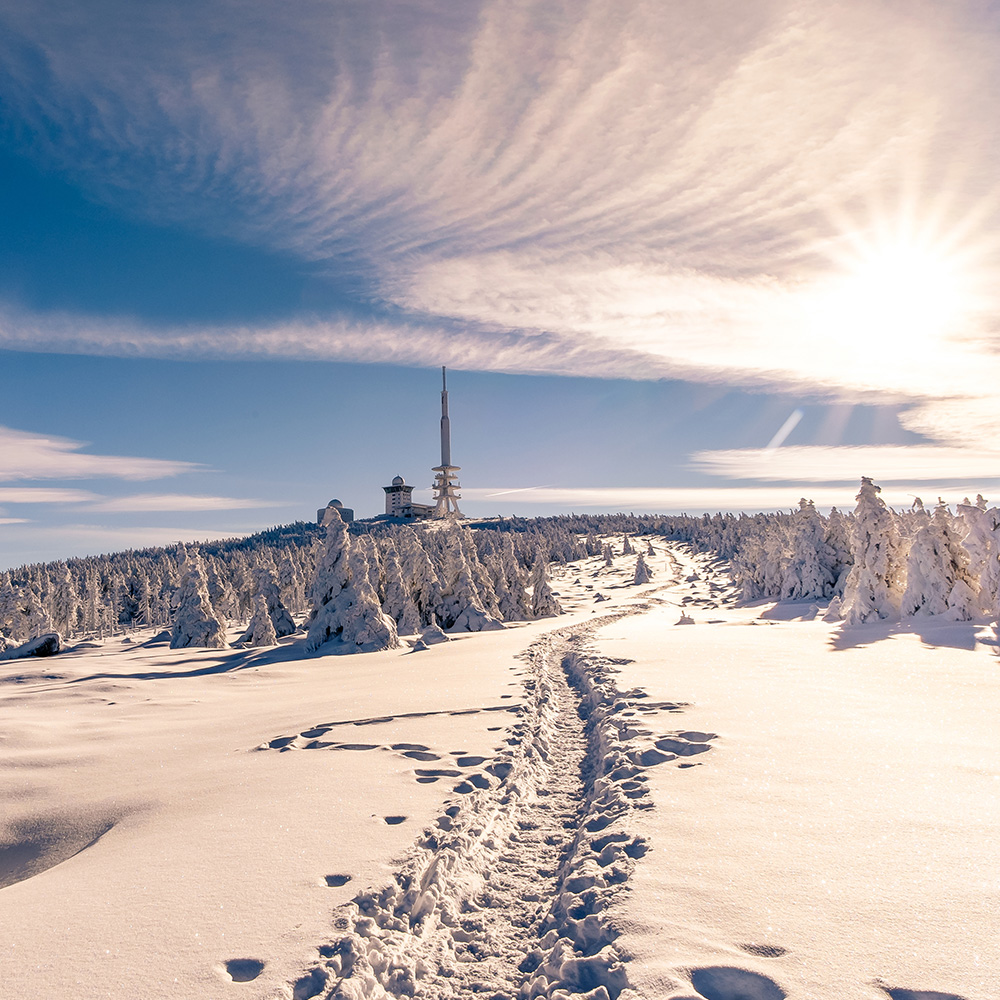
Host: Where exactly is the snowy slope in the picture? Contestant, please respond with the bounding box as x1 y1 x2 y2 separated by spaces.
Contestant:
1 538 995 1000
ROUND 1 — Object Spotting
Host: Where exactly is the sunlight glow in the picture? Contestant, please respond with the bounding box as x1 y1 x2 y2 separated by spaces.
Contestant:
817 239 968 358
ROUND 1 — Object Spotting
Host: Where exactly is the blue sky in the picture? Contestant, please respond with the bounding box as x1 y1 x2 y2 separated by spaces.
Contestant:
3 0 1000 568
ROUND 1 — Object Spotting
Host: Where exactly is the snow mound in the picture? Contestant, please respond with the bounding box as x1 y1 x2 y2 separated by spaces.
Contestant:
0 632 62 660
448 604 505 632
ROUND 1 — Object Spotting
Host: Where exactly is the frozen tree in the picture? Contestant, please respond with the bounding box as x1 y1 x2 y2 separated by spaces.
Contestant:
48 563 79 638
495 535 531 621
398 528 441 627
306 512 399 652
435 528 503 631
530 557 562 617
824 507 854 595
781 499 837 600
633 553 652 585
900 499 947 616
0 580 20 641
170 551 228 648
956 498 1000 617
381 546 422 635
622 534 635 555
245 594 278 646
255 567 295 637
602 544 614 567
23 588 52 639
841 478 907 624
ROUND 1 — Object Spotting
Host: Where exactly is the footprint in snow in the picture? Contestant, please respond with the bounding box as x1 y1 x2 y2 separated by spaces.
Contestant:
324 874 351 887
690 966 786 1000
223 958 264 982
383 815 406 825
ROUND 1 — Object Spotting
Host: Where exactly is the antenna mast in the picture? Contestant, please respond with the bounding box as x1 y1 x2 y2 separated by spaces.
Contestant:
432 366 462 518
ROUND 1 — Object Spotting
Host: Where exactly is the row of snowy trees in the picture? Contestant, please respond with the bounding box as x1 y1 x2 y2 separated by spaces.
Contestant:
168 513 571 652
675 479 1000 624
0 515 581 651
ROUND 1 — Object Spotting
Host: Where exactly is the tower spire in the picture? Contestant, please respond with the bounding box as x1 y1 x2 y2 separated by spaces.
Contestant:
432 366 462 518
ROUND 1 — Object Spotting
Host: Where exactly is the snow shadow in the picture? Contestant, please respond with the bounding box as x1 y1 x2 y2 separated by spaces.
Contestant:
0 809 117 890
829 619 980 652
690 966 787 1000
879 989 970 1000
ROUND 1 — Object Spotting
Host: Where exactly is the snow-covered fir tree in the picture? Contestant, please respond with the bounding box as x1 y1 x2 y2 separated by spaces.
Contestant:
306 511 399 652
170 550 228 648
530 557 562 617
781 499 836 600
633 552 652 585
245 594 278 646
842 478 907 624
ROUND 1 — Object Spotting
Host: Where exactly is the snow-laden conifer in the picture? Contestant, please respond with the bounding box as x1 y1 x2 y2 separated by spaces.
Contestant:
602 543 614 567
495 535 531 621
841 478 907 624
781 499 836 600
434 528 503 631
246 593 278 646
170 551 228 648
381 545 422 636
530 557 562 617
633 553 652 585
622 534 635 555
255 567 296 637
900 499 946 616
306 512 400 652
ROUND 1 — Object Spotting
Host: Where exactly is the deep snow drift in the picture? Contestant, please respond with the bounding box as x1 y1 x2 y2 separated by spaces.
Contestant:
1 539 996 1000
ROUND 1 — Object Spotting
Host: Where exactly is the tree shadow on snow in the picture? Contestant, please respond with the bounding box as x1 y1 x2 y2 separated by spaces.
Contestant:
829 618 980 652
65 638 327 684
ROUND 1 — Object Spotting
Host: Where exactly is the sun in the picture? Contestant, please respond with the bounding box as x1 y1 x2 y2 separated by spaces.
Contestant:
816 237 969 358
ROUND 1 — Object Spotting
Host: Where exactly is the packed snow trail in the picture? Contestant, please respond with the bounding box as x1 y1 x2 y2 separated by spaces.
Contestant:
287 608 706 1000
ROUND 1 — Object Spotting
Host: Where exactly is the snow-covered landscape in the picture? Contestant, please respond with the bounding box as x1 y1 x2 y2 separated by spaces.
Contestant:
5 4 1000 994
2 496 997 1000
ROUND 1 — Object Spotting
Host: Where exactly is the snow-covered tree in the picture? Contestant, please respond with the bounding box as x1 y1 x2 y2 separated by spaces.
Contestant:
434 528 503 631
306 512 400 652
633 553 652 585
170 551 228 648
841 478 907 624
780 499 837 600
622 534 635 555
255 567 296 636
530 557 562 617
245 594 278 646
48 563 79 637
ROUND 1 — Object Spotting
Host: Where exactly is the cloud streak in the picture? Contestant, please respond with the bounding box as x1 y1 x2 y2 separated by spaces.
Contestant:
691 445 1000 484
464 484 994 512
2 1 1000 446
0 425 200 482
87 493 287 512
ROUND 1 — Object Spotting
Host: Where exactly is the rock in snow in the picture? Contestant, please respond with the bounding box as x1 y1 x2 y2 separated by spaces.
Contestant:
0 632 62 660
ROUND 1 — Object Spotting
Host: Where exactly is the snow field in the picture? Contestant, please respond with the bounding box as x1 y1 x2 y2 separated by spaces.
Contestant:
5 534 991 1000
591 547 999 1000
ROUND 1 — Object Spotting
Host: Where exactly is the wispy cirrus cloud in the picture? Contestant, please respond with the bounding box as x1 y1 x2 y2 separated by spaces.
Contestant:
690 445 1000 484
464 484 990 512
0 487 99 503
87 493 287 513
2 0 1000 448
0 425 199 481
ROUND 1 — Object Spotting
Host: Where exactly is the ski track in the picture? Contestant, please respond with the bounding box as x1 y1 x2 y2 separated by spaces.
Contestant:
284 605 706 1000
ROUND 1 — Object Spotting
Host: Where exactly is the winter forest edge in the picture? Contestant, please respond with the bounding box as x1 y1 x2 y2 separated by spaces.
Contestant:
2 476 998 656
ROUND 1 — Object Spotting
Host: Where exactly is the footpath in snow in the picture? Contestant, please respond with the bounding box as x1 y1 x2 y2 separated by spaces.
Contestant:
1 538 997 1000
